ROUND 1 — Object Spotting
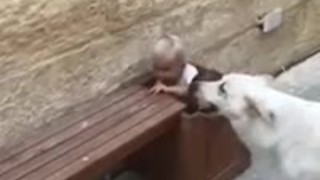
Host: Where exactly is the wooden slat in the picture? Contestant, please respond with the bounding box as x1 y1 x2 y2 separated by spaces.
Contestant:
204 115 250 180
177 113 207 180
46 102 184 180
76 103 183 180
0 86 141 163
0 87 145 176
22 96 179 180
0 89 156 180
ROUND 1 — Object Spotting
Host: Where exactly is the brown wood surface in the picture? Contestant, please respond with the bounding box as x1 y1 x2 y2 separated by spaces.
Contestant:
121 112 250 180
125 128 181 180
177 113 207 180
0 84 249 180
0 86 141 163
0 87 147 177
204 115 250 180
63 103 183 180
0 86 185 180
1 91 159 180
178 113 250 180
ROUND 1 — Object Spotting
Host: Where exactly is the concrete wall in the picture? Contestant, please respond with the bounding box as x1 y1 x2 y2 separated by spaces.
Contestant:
0 0 319 148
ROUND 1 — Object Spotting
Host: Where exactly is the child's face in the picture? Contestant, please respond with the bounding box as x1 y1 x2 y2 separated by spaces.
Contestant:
153 57 184 85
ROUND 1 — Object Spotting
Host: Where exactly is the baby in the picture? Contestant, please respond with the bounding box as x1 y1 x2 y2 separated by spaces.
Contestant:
150 34 195 96
150 34 223 113
150 34 222 98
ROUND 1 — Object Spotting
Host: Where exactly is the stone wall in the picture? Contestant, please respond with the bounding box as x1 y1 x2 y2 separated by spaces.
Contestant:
0 0 319 148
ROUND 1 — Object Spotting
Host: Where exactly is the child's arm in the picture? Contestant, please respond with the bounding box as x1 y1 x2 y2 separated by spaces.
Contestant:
162 84 187 96
150 81 187 96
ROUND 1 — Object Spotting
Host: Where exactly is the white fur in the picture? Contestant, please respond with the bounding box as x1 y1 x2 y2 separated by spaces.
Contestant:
196 73 320 180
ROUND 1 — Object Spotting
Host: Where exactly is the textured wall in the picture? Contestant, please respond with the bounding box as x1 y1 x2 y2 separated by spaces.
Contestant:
0 0 319 148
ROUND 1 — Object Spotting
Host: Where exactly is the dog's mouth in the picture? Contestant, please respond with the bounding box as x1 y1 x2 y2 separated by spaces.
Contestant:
199 103 219 113
185 100 219 114
185 81 219 114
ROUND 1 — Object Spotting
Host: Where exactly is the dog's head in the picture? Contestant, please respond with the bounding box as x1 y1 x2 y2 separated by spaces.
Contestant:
189 73 275 122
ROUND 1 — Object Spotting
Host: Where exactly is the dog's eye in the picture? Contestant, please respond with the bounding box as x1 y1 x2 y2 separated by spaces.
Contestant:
218 82 227 95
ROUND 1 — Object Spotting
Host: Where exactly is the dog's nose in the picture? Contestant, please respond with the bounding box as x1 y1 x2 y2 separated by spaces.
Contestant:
200 103 219 113
185 81 201 114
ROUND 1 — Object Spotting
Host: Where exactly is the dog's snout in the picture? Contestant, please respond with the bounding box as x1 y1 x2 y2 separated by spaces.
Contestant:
200 103 219 113
185 81 201 114
185 81 219 114
189 81 200 94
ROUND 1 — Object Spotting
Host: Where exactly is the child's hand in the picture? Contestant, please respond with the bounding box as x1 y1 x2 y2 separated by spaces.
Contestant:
150 82 187 96
150 82 168 94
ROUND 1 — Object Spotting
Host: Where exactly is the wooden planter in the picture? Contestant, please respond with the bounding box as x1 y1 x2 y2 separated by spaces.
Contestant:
0 85 250 180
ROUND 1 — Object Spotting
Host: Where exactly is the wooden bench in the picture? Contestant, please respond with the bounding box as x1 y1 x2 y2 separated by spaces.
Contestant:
0 86 184 180
0 85 249 180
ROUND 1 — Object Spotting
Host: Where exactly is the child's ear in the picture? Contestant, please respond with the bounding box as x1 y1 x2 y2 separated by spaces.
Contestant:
244 95 275 125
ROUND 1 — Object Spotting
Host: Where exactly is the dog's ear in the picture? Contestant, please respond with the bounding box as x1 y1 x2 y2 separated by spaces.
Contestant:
244 95 275 125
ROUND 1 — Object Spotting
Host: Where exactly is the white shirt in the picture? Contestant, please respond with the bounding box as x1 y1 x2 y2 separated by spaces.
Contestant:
179 63 199 86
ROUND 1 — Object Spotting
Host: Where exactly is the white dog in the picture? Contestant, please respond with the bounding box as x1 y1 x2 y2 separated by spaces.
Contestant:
191 73 320 180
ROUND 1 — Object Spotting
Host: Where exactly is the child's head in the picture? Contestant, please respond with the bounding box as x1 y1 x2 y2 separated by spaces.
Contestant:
152 34 186 85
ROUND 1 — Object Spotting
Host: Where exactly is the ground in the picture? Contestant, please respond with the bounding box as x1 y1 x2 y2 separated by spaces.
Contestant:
237 52 320 180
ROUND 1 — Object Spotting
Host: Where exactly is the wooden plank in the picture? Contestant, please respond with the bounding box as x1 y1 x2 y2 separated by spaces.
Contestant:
45 102 184 180
125 127 181 180
19 95 180 180
204 115 250 180
71 104 183 180
0 86 141 163
23 96 176 180
0 87 146 177
205 116 231 179
0 90 159 180
177 113 207 180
